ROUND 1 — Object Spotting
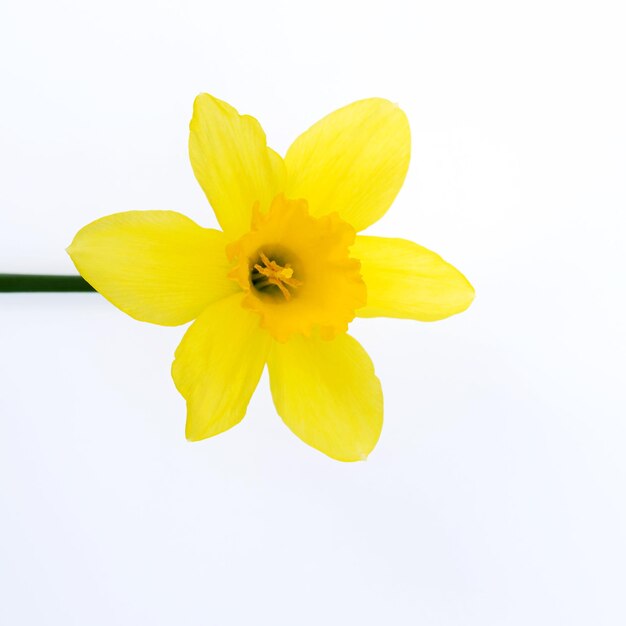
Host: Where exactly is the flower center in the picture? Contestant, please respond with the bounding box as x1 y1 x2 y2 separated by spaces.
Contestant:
250 251 302 301
226 194 366 342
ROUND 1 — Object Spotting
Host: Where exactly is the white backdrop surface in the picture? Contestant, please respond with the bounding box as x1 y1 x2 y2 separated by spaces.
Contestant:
1 1 625 624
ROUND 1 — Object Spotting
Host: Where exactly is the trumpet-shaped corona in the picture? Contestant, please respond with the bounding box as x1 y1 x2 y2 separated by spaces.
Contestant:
227 195 366 342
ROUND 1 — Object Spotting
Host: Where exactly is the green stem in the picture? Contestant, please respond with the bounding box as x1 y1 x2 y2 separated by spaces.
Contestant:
0 274 95 292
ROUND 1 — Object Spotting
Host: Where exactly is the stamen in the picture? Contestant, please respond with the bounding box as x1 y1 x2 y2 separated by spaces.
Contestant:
251 251 302 301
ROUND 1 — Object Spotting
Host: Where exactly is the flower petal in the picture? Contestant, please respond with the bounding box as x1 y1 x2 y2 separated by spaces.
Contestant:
172 294 271 441
284 98 410 231
189 94 285 238
352 236 475 321
67 211 237 325
267 147 287 190
267 333 383 462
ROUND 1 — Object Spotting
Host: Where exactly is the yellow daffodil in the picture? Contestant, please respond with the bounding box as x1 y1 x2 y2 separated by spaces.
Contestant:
67 94 474 461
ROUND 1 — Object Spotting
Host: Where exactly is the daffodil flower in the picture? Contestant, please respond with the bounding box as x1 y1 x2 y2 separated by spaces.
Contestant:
67 94 474 461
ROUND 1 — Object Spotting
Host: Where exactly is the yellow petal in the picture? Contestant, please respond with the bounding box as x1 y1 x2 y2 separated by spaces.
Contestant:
172 294 271 441
267 333 383 462
284 98 410 231
189 94 285 238
67 211 237 326
267 147 287 190
352 236 475 321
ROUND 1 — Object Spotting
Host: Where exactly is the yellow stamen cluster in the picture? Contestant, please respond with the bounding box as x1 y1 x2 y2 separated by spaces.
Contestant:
251 251 302 301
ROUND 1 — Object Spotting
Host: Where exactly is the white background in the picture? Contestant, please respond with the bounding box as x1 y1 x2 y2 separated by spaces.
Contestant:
1 1 625 624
